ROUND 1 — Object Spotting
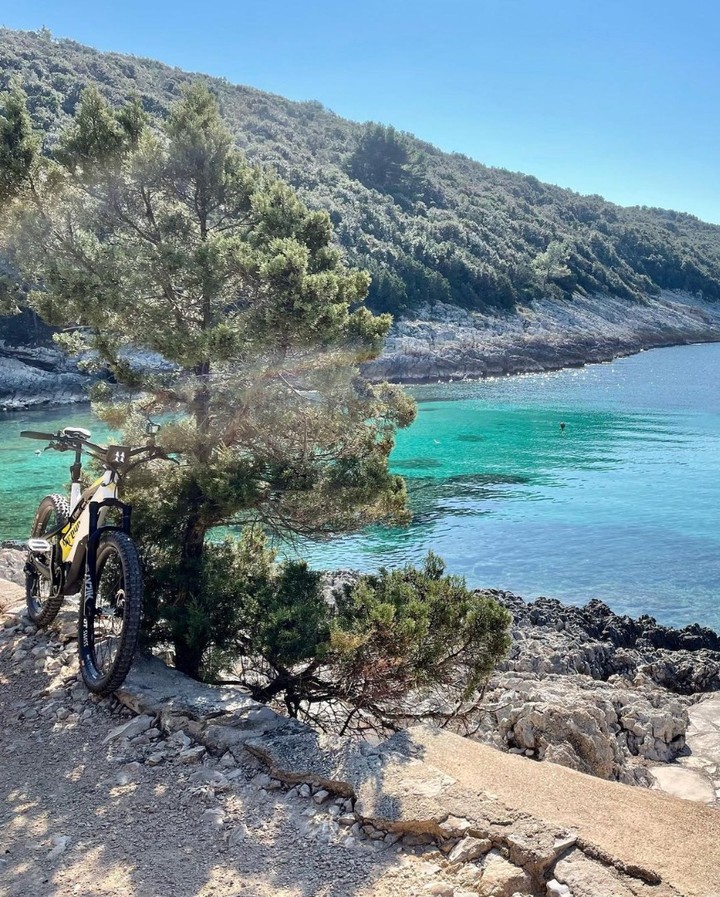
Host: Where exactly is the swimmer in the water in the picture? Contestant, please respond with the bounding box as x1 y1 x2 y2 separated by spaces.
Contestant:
560 422 566 433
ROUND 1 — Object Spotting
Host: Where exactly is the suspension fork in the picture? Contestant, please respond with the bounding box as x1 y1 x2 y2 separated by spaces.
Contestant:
83 498 132 634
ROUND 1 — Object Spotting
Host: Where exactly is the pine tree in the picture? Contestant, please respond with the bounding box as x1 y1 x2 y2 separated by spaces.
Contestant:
1 84 417 677
347 123 428 205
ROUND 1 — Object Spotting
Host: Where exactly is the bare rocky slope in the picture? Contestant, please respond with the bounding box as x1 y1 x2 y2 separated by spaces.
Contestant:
363 291 720 383
475 588 720 790
3 289 720 410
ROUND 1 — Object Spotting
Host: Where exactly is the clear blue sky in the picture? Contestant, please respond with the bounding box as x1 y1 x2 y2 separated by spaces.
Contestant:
2 0 719 222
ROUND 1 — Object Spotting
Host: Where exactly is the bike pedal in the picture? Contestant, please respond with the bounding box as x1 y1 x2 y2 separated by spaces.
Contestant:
27 538 52 553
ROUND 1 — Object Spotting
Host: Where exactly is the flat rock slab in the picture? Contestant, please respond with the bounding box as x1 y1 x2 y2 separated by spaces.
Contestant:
0 578 24 615
405 726 720 897
652 694 720 805
254 722 720 897
554 849 677 897
117 653 257 718
650 766 716 803
0 552 25 587
684 695 720 774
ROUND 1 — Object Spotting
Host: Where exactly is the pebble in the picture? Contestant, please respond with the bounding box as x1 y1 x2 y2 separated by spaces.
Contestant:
167 730 192 751
103 714 155 744
228 823 250 846
312 788 330 805
145 752 167 767
448 835 492 863
188 769 229 791
179 745 206 764
426 885 454 897
202 808 225 832
47 835 69 861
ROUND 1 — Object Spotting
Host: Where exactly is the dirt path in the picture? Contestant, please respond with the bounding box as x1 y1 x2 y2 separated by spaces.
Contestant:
0 591 480 897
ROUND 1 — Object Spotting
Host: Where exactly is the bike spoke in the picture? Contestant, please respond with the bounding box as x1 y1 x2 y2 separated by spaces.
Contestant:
92 559 126 675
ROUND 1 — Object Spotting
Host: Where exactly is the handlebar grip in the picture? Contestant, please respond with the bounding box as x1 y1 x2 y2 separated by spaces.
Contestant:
20 431 58 441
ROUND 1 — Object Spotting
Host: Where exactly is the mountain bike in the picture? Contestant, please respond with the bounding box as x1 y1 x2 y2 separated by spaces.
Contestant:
21 424 172 695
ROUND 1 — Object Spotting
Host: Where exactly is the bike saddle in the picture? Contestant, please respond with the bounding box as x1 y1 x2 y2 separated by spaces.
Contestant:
62 427 92 440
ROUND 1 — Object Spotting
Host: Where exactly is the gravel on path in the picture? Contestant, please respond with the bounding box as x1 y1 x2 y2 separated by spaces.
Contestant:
0 603 481 897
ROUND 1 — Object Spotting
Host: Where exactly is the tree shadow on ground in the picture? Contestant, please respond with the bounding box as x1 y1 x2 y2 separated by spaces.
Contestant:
0 605 430 897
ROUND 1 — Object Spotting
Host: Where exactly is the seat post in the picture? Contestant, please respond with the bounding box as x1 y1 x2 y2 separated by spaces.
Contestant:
70 447 83 512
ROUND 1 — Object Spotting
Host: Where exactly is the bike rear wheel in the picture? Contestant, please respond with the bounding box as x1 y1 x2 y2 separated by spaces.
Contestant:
26 493 69 626
79 531 142 695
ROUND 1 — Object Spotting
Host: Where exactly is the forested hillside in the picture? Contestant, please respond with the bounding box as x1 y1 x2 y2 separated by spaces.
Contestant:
2 26 720 321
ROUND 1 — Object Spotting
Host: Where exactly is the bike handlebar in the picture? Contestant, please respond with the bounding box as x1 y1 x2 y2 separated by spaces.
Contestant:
20 430 58 441
20 429 176 471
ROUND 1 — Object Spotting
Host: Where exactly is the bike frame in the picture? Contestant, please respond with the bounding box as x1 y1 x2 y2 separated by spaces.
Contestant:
28 459 133 599
62 470 133 597
61 470 119 563
23 429 169 600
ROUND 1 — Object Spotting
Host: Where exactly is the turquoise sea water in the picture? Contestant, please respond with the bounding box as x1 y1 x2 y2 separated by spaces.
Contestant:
294 342 720 631
1 343 720 629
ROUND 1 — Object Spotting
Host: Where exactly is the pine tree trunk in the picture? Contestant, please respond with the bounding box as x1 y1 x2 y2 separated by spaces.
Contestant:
173 633 204 679
172 477 208 679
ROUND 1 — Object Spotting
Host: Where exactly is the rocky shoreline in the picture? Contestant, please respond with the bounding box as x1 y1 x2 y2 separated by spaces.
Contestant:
475 590 720 789
363 290 720 383
325 566 720 792
0 342 92 411
3 290 720 409
5 544 719 798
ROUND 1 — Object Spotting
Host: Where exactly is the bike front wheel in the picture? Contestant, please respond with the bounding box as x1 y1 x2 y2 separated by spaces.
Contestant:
79 531 142 695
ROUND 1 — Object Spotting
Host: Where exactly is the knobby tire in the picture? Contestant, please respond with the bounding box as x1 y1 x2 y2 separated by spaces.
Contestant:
26 493 69 626
79 530 142 695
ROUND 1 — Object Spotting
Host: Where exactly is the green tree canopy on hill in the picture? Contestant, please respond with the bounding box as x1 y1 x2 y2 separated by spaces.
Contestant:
347 123 430 207
1 28 719 330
